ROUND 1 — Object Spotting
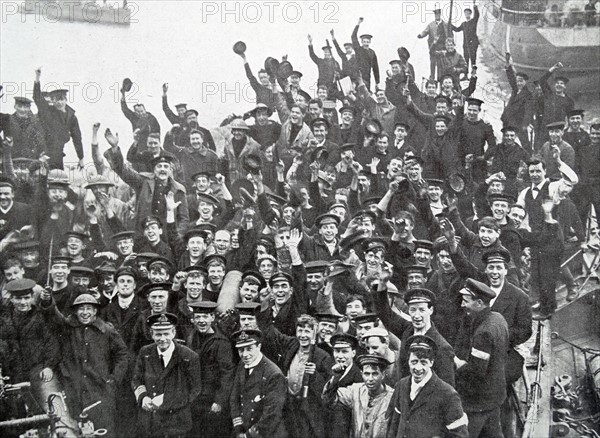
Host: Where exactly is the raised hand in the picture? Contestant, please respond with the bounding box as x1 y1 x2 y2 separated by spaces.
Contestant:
330 29 335 38
165 191 181 212
287 228 302 247
358 17 364 24
162 83 168 95
215 173 226 186
104 128 119 148
92 122 101 134
2 137 13 149
308 34 313 44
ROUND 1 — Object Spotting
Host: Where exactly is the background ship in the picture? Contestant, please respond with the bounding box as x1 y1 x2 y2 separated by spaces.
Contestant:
19 0 131 25
478 0 600 94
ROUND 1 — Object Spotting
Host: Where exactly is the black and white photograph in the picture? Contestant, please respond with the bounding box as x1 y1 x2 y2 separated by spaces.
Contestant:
0 0 599 437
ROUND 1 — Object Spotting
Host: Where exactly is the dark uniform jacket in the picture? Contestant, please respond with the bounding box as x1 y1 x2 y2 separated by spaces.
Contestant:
101 295 143 350
107 145 190 236
41 300 130 420
120 99 161 138
451 6 480 47
373 288 456 387
229 355 288 438
33 81 84 167
448 255 533 384
132 342 202 436
501 67 533 129
333 39 360 81
329 363 364 438
300 233 338 263
0 305 60 382
309 44 341 88
457 118 496 164
352 25 380 89
539 70 575 124
245 63 277 111
387 372 468 438
0 201 35 242
454 308 508 412
3 112 46 160
186 328 236 409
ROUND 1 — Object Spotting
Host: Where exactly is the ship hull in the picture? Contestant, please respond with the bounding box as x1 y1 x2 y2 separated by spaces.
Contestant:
478 0 600 94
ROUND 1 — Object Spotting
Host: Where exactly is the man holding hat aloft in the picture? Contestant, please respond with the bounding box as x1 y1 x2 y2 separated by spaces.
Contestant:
351 18 380 91
454 278 509 438
186 301 235 438
104 130 190 235
386 335 468 438
39 290 129 437
229 328 288 438
323 354 393 438
538 62 575 141
132 312 202 438
308 34 342 91
501 53 534 150
33 67 84 170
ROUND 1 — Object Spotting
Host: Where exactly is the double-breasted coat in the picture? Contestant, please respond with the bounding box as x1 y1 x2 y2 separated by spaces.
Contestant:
229 355 288 438
386 373 468 438
132 342 202 436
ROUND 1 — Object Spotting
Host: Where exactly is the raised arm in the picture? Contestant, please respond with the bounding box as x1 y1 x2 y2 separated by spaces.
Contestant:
161 83 180 125
308 35 321 65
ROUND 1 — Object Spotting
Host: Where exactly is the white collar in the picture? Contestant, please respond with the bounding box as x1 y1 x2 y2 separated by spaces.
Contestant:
118 294 135 309
245 352 263 370
490 284 503 307
157 341 175 366
410 369 432 400
0 202 13 214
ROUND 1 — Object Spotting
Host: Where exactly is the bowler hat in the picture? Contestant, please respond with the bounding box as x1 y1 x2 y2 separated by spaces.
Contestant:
233 41 247 55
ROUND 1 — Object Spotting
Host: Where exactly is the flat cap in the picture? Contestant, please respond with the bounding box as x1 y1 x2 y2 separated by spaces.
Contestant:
353 313 379 326
235 302 261 315
357 354 391 370
314 313 341 324
407 334 437 353
268 271 292 287
305 260 330 273
482 247 511 265
242 271 266 289
147 312 178 329
232 328 262 347
189 301 218 313
5 279 37 296
331 332 358 350
315 213 341 228
460 278 496 302
404 288 436 306
72 293 100 307
138 282 172 298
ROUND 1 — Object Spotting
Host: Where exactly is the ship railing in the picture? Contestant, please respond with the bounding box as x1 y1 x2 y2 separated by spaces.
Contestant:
496 6 599 28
